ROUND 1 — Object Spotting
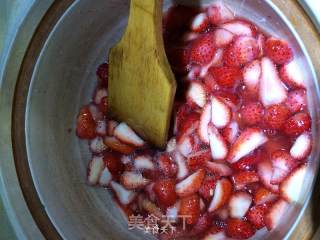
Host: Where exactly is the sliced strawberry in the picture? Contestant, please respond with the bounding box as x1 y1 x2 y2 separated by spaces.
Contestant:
198 103 212 144
110 181 136 205
207 2 234 25
231 153 260 171
240 101 264 126
183 32 200 42
103 152 124 177
208 178 233 212
176 169 206 197
153 178 177 207
232 171 260 190
211 96 231 129
283 112 311 137
264 199 289 230
106 120 118 136
120 171 150 190
200 48 225 78
179 194 200 225
259 57 288 107
98 166 112 187
264 104 290 130
280 60 306 89
187 149 212 171
246 204 268 229
89 137 107 153
96 62 109 85
166 45 191 74
158 154 177 177
264 37 293 65
257 161 279 192
103 136 135 154
76 105 97 139
185 65 201 81
228 128 268 163
113 122 145 147
209 66 242 88
208 123 228 160
177 135 194 157
88 104 103 121
285 89 307 113
166 137 177 152
94 88 108 105
191 13 209 32
253 187 277 205
222 121 239 144
199 175 216 201
186 82 207 108
290 132 312 160
96 120 107 136
206 161 232 177
214 90 240 107
257 34 266 57
190 33 216 65
134 155 154 171
280 165 307 202
214 206 229 220
229 191 252 218
87 156 104 185
220 20 255 37
177 112 200 141
224 36 259 67
173 152 189 180
213 28 234 48
225 218 255 239
98 96 108 115
243 60 261 92
145 182 156 202
189 213 212 236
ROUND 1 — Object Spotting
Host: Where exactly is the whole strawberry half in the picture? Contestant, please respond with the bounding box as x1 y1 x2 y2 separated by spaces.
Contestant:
264 104 290 130
240 101 264 126
264 37 293 65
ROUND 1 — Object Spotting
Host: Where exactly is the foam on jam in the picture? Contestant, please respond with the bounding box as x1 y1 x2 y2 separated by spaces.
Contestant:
76 2 312 239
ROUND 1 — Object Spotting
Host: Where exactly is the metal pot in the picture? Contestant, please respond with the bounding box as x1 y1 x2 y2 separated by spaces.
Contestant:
1 0 320 239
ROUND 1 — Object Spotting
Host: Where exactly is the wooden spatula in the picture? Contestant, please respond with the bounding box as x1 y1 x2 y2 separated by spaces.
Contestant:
108 0 176 148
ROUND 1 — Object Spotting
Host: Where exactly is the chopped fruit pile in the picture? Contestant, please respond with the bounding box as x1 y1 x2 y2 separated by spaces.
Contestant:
76 2 312 239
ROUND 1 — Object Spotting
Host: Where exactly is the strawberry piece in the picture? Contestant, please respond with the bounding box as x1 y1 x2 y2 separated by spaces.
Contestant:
224 36 259 67
89 137 107 154
198 103 212 144
206 161 232 177
177 112 200 141
232 171 260 190
280 60 306 89
106 120 118 136
179 194 200 225
120 171 150 190
208 178 233 212
257 161 279 192
191 13 210 32
264 104 290 130
199 176 216 201
190 33 216 65
259 57 288 107
166 138 177 152
253 187 277 205
153 178 177 207
166 45 191 74
280 165 307 202
98 166 112 187
209 66 242 88
76 105 97 139
173 152 189 180
177 135 194 157
264 37 293 65
183 32 200 43
208 123 228 160
270 150 298 184
211 96 231 129
264 199 289 230
229 191 252 218
176 169 205 197
257 34 266 57
186 82 207 108
246 204 268 229
240 102 264 126
213 28 234 48
290 132 312 160
285 89 307 113
207 2 234 25
283 112 311 136
110 181 136 205
190 213 212 236
87 156 104 185
222 121 239 144
158 154 177 177
98 96 108 115
199 48 225 78
103 136 135 154
113 122 145 147
96 63 109 85
96 120 107 136
187 149 212 171
231 153 260 171
225 218 255 239
94 88 108 105
228 128 268 163
134 155 154 171
88 104 103 121
103 152 124 177
243 60 261 92
214 90 239 106
220 20 255 37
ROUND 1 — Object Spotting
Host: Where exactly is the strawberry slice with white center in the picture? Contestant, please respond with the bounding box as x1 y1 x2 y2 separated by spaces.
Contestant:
229 192 252 218
222 121 239 144
211 96 231 129
166 137 177 152
96 120 107 136
185 65 201 81
98 166 112 187
290 132 312 160
253 187 277 205
191 13 209 32
186 82 207 108
120 171 150 190
174 152 189 180
206 161 232 177
187 149 212 171
257 161 279 193
110 181 136 205
243 60 261 92
87 156 104 185
198 103 212 144
207 2 234 25
134 155 155 170
176 169 206 197
228 128 268 163
232 171 260 190
177 135 194 157
208 123 228 160
259 57 288 107
89 137 107 153
106 120 119 136
280 60 306 89
113 122 145 147
208 178 233 212
220 20 254 37
213 28 234 48
264 199 289 230
280 165 308 202
285 89 307 113
103 136 135 154
94 88 108 105
200 48 224 78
